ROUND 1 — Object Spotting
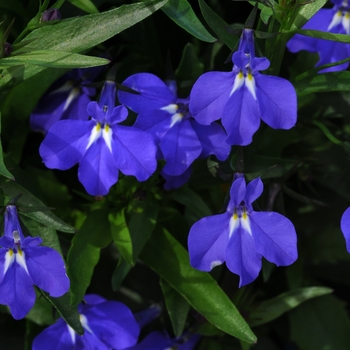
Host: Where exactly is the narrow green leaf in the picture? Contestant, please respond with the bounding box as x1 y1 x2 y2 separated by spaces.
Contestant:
175 43 204 81
0 178 75 233
42 291 84 335
162 0 216 42
140 227 257 343
290 29 350 44
199 0 238 50
109 210 133 265
291 0 327 30
295 71 350 95
68 0 98 13
0 50 109 69
0 113 14 180
249 287 333 327
67 209 112 306
160 279 191 337
0 0 168 92
111 199 159 290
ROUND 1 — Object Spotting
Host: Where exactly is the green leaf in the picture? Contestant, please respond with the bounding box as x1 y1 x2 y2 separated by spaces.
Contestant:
162 0 216 42
0 50 109 69
67 209 112 306
0 0 168 93
294 71 350 95
0 113 14 180
42 291 84 335
0 178 75 233
26 290 55 326
289 294 350 350
289 29 350 44
249 287 333 327
160 279 190 337
199 0 238 50
111 198 159 289
68 0 98 13
109 210 133 266
291 0 328 30
140 227 256 343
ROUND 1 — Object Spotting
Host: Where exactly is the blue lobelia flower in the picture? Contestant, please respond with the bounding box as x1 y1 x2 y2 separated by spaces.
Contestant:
126 331 200 350
118 73 230 185
30 69 97 133
0 205 69 319
340 207 350 252
188 176 298 287
189 29 297 146
39 80 157 196
287 0 350 73
32 294 140 350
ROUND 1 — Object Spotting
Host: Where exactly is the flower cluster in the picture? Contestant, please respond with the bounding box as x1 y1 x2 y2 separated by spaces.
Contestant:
188 176 298 286
189 29 297 145
39 80 157 195
0 205 69 319
118 73 230 189
287 0 350 72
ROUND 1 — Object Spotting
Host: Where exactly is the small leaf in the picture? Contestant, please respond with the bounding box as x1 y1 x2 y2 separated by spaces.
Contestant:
160 279 190 337
199 0 239 50
68 0 98 13
67 209 112 306
42 291 84 335
162 0 216 42
140 227 257 343
109 210 133 265
0 113 14 180
249 287 333 327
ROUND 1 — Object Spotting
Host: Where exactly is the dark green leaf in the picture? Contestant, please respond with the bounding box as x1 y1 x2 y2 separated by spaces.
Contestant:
0 113 14 180
160 279 190 337
291 0 328 30
249 287 332 327
289 294 350 350
162 0 216 42
26 290 55 326
140 227 256 343
199 0 238 50
111 199 159 289
290 29 350 44
0 178 75 233
67 209 112 306
42 291 83 335
109 210 133 265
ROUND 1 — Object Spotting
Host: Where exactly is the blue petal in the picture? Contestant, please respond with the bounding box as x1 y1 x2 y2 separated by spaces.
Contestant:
188 213 231 271
84 294 107 305
189 71 234 125
4 205 26 241
32 319 75 350
228 177 247 211
245 178 263 208
83 301 140 349
161 119 201 176
161 167 192 190
250 211 298 266
25 245 69 297
341 207 350 253
225 226 262 287
118 73 175 112
78 137 119 196
222 86 260 145
40 120 94 170
190 120 230 161
112 126 157 181
98 80 116 115
0 262 36 319
127 331 171 350
255 74 297 130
